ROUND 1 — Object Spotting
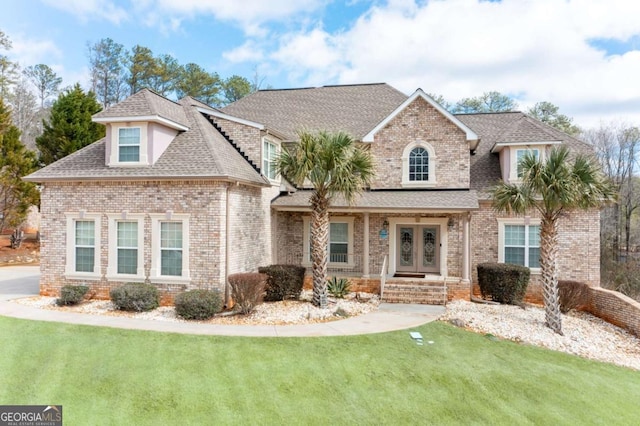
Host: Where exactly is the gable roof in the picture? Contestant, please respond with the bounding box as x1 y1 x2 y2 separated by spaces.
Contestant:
93 88 189 130
25 96 268 186
362 89 479 148
220 83 408 141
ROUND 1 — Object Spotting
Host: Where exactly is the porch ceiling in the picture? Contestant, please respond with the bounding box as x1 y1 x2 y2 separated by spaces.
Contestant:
272 189 479 212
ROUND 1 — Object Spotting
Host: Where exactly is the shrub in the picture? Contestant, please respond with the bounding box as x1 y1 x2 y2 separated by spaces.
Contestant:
175 289 223 320
56 284 89 306
477 263 530 305
558 280 592 313
258 264 305 301
110 283 159 312
327 277 351 298
229 273 267 314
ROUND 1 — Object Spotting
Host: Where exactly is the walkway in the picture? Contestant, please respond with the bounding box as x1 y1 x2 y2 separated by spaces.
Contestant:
0 265 445 337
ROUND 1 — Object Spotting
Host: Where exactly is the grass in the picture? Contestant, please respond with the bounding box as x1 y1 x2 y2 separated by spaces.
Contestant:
0 317 638 425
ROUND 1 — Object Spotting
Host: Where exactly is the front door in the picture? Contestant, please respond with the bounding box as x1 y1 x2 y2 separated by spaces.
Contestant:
396 225 440 274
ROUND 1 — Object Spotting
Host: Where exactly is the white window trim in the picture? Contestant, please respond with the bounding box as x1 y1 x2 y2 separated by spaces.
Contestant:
401 141 437 187
106 213 146 282
149 213 190 284
302 216 355 268
509 147 543 182
262 136 280 183
497 218 541 274
108 122 149 167
64 212 102 280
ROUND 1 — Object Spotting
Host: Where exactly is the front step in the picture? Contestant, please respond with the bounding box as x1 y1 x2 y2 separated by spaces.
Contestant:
382 280 447 305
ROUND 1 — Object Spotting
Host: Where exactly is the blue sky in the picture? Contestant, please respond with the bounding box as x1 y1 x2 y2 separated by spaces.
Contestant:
2 0 640 127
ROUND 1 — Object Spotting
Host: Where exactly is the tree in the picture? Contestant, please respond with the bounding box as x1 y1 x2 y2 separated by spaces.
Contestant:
427 93 452 111
527 101 580 136
275 131 374 308
23 64 62 108
7 77 38 150
36 84 104 165
0 30 19 100
0 98 39 231
452 91 518 113
222 75 252 105
149 54 180 97
127 45 157 95
175 63 222 106
491 147 614 334
87 38 127 107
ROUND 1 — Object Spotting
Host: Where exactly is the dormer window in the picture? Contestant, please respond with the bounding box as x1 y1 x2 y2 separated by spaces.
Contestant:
118 128 141 162
402 141 436 187
515 148 540 178
262 137 279 181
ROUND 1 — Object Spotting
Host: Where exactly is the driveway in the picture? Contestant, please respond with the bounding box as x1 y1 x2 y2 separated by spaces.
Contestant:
0 265 39 301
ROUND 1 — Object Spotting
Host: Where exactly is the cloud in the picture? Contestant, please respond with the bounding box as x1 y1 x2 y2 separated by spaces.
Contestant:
42 0 129 25
223 41 265 63
10 36 62 68
254 0 640 127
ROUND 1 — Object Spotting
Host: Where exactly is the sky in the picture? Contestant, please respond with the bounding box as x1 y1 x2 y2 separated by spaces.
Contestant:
2 0 640 129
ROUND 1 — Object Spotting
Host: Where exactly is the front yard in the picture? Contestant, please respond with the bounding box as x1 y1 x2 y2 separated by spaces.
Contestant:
0 316 638 424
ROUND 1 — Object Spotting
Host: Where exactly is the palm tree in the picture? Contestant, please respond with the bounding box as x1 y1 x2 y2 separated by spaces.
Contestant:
276 131 374 308
491 146 614 334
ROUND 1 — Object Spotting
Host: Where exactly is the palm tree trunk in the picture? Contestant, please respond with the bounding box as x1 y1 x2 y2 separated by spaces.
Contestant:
310 193 329 308
540 216 563 335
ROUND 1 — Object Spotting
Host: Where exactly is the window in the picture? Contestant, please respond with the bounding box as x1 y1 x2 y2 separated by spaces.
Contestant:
65 212 101 279
409 147 429 181
107 214 145 280
515 148 540 178
402 142 436 187
118 127 141 162
150 214 190 282
263 138 278 180
498 219 540 269
303 216 354 266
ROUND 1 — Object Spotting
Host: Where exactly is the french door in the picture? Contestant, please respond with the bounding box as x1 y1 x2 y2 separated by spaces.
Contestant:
396 225 440 274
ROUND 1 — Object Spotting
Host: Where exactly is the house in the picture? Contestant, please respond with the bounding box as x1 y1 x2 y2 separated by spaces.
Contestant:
25 83 600 305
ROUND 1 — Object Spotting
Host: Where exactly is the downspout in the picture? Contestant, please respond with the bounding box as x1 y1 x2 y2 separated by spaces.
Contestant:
467 211 498 305
225 183 232 307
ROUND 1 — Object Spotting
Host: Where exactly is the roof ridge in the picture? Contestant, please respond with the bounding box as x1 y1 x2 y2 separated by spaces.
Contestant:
522 112 591 147
138 87 183 108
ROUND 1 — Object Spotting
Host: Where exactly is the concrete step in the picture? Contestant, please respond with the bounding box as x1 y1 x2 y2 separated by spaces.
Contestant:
382 282 447 305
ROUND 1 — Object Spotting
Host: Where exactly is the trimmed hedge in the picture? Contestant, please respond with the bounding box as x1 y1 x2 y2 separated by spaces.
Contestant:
258 264 305 301
477 263 530 305
229 273 267 314
558 280 592 313
175 289 223 320
56 285 89 306
110 283 159 312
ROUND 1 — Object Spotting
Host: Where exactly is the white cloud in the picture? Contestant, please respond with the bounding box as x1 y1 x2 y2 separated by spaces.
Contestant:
10 36 62 68
42 0 129 25
223 41 265 63
254 0 640 127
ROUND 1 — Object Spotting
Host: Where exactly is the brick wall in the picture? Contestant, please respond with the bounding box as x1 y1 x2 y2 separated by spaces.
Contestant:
370 96 469 189
39 180 270 304
587 287 640 337
213 117 264 170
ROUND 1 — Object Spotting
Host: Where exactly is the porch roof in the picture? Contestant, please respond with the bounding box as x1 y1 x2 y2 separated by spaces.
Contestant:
272 189 479 212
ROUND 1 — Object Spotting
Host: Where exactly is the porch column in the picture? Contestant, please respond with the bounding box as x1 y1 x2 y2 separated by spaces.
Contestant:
462 212 470 283
363 212 370 278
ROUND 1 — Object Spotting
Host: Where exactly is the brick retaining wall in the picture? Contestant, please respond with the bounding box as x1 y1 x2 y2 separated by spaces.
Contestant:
587 287 640 337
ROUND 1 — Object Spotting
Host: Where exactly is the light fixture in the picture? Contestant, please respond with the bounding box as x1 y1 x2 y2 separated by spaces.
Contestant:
382 219 389 230
447 217 455 231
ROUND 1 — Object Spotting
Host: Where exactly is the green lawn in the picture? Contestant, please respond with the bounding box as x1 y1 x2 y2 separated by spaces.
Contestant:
0 317 638 425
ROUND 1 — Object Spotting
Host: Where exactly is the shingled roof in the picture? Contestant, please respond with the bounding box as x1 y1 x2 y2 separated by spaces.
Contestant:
220 83 408 141
25 96 268 186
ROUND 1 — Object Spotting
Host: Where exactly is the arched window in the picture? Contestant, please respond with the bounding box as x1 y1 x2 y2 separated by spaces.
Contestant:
409 147 429 181
402 142 436 187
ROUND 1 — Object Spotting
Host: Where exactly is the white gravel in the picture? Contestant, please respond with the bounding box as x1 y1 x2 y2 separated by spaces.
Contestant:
440 300 640 371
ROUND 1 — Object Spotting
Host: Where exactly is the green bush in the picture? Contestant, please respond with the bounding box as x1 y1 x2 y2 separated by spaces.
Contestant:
258 264 305 301
327 277 351 298
477 263 530 305
229 273 267 314
110 283 159 312
56 285 89 306
558 280 592 313
175 289 223 320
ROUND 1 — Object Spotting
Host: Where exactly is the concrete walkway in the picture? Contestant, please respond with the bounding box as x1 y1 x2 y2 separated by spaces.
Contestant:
0 265 445 337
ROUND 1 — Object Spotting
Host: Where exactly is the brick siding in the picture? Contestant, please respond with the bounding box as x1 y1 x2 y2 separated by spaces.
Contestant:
587 287 640 337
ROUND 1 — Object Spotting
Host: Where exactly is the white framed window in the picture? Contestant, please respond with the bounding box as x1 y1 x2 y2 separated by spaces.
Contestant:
150 213 190 283
65 212 101 279
106 214 145 281
262 137 279 181
498 218 541 270
508 147 541 181
118 127 140 162
108 122 148 166
402 141 436 187
303 216 355 267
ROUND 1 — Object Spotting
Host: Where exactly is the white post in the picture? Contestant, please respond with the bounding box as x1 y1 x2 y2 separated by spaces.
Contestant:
462 213 470 283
